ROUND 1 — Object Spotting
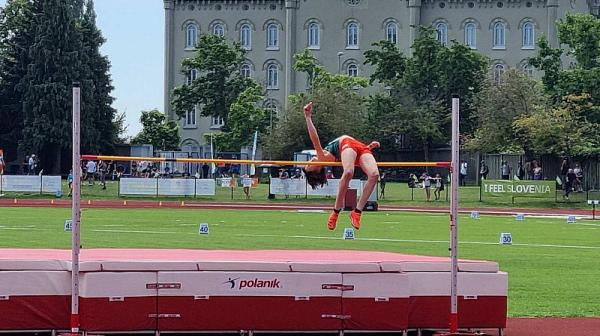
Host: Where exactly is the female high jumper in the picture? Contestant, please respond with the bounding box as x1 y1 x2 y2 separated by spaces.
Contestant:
302 102 380 230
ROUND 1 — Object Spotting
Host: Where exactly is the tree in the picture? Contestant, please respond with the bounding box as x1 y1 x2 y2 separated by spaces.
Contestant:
263 50 368 160
132 109 181 151
207 84 270 152
513 94 600 158
365 25 488 139
529 13 600 112
171 34 256 126
79 0 120 154
0 0 35 163
20 0 85 173
468 68 547 155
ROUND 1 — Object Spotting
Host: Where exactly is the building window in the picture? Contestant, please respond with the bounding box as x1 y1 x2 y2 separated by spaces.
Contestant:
185 110 196 127
213 24 224 36
386 22 398 44
267 24 279 49
241 64 251 78
465 23 477 49
309 23 320 48
436 23 448 45
494 63 505 85
347 63 358 77
493 22 506 49
267 64 278 89
211 116 224 128
523 64 535 77
523 22 534 49
186 24 197 49
240 24 251 49
347 22 359 48
186 69 197 86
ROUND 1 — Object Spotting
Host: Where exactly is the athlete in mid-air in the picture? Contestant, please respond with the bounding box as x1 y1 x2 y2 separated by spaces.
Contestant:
302 102 380 230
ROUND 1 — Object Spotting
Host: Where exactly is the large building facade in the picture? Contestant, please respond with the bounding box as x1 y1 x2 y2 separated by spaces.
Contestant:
164 0 597 149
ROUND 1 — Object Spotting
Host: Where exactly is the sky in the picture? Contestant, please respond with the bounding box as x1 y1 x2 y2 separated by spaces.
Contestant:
0 0 164 137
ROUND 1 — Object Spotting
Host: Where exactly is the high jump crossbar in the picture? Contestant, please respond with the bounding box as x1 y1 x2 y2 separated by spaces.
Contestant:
81 155 451 168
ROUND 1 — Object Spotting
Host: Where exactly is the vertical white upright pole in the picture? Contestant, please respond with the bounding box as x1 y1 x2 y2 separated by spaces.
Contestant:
450 94 460 333
71 83 81 334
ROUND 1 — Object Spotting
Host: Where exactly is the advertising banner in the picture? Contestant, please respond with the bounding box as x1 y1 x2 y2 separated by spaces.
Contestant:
195 179 216 196
217 178 236 188
119 178 157 195
158 179 195 196
270 178 306 195
481 180 555 198
0 175 61 193
237 178 259 188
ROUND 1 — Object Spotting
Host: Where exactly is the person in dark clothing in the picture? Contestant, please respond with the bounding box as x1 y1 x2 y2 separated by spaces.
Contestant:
560 158 570 190
479 160 489 180
202 163 210 179
564 168 576 199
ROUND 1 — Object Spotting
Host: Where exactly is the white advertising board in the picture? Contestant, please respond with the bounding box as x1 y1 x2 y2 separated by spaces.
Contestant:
119 178 157 195
158 179 195 196
195 179 216 196
269 178 306 195
41 176 62 193
0 175 61 193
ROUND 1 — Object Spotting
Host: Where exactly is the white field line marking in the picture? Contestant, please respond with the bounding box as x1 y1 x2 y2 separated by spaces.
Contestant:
92 229 194 235
236 234 600 250
0 227 47 231
100 224 125 227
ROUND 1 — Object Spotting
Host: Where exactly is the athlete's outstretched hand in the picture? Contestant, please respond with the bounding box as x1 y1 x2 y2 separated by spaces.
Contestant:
304 102 313 119
368 141 381 150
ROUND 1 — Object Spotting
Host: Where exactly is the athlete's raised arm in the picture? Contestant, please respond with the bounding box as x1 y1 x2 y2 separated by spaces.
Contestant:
304 102 328 161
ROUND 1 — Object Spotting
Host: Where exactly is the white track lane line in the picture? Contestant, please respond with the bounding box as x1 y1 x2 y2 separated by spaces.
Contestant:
236 234 600 250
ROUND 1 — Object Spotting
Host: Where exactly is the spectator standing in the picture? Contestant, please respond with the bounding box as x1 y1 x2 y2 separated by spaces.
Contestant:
98 160 108 189
560 158 570 189
86 160 97 186
564 168 576 199
574 163 584 192
517 161 525 180
242 173 251 200
131 161 138 177
67 170 74 197
460 161 467 186
501 161 511 180
533 162 542 180
292 169 302 179
524 160 533 180
433 174 444 201
479 160 489 181
202 163 209 178
29 154 36 175
379 172 387 199
420 173 432 202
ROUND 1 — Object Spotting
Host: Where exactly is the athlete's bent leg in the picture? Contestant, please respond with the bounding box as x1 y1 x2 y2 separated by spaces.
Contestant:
334 149 357 211
357 153 379 211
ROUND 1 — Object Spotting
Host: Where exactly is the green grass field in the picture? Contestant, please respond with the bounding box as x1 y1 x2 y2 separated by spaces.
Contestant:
2 180 597 210
1 206 599 318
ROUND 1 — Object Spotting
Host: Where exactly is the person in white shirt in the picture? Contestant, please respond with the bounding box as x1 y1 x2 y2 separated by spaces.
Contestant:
86 160 97 186
460 161 468 186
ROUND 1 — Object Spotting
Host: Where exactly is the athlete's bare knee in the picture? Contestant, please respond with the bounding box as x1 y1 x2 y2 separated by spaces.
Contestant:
367 170 379 181
342 169 354 179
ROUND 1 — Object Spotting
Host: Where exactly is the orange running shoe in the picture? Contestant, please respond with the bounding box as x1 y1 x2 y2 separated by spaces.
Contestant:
349 210 361 230
328 211 339 230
